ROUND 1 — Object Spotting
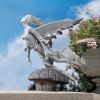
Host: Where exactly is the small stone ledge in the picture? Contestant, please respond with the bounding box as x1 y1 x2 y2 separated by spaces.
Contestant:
0 91 99 100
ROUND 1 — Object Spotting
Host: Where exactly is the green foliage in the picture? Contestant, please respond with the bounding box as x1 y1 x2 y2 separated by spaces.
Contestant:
77 69 96 92
69 18 100 55
64 68 96 92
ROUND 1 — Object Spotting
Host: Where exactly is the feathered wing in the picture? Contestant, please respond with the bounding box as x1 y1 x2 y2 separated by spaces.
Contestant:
34 19 82 39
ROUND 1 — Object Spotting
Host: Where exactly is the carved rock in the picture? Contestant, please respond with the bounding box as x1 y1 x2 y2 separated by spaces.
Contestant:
28 68 69 91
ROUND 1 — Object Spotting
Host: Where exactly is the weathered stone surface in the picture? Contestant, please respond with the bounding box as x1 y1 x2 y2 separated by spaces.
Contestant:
0 91 99 100
92 78 100 84
28 68 69 91
93 84 100 94
80 48 100 77
28 68 69 83
94 93 100 100
79 67 100 77
79 48 100 94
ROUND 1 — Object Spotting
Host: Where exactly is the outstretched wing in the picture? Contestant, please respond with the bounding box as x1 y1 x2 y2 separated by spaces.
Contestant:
34 18 82 38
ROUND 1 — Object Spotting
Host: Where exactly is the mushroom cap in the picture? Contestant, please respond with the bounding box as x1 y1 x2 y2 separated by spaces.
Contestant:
28 68 69 84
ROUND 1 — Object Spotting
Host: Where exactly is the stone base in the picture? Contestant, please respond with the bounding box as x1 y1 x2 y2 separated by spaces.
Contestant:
0 91 99 100
93 84 100 94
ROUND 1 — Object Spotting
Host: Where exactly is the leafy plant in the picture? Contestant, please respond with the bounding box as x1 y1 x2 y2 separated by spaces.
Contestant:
69 17 100 56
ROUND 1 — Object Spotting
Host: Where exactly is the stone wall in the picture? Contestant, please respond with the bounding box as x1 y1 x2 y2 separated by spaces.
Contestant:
0 91 99 100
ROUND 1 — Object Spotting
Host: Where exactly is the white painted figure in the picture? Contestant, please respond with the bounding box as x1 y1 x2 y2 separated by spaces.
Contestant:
21 14 82 68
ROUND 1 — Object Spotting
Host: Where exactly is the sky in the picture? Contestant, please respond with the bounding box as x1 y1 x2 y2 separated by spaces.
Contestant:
0 0 100 90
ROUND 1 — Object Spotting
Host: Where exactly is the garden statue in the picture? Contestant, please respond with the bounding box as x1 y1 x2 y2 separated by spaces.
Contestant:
21 14 96 92
21 14 82 68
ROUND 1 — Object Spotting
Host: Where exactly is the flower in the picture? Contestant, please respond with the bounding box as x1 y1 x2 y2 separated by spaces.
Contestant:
87 41 97 49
